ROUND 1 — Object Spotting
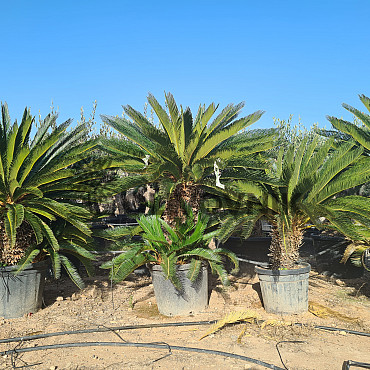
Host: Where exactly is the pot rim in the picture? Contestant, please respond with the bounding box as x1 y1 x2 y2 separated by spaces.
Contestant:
0 259 48 273
255 262 311 276
151 262 207 272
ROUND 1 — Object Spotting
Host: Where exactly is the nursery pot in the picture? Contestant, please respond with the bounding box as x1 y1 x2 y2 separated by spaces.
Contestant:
255 263 311 315
151 263 208 316
0 261 47 319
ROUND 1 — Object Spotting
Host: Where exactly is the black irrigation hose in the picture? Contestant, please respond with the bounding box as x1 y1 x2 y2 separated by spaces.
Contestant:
0 320 369 345
0 321 217 344
293 323 370 337
342 360 370 369
0 341 285 370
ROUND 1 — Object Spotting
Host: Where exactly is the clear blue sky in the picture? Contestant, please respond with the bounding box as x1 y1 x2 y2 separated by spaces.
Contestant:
1 0 369 130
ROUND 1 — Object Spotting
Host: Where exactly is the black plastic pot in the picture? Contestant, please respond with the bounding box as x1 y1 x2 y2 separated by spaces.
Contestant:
255 262 311 315
151 264 208 316
0 261 47 319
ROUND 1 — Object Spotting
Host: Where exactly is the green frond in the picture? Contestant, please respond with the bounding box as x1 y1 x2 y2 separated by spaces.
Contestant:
214 247 239 274
287 137 308 203
314 156 370 203
206 102 244 138
59 241 96 260
160 252 181 289
208 261 230 286
328 116 370 151
343 102 370 130
179 247 222 263
23 210 44 244
193 111 264 162
186 259 202 282
100 114 157 155
93 224 140 241
324 195 370 216
48 248 61 279
147 93 176 147
14 248 40 275
4 205 17 248
30 113 56 148
101 245 152 283
307 144 363 203
59 255 85 289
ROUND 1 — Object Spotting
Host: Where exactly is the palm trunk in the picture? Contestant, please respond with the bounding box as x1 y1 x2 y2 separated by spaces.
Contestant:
269 221 303 269
163 183 203 226
0 221 36 266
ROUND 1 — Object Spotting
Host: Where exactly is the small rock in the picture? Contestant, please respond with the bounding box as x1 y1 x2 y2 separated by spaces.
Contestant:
56 296 63 302
49 366 57 370
339 330 347 335
335 279 346 287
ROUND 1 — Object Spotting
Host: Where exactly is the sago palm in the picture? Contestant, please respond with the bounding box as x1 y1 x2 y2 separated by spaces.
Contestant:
0 103 98 286
101 207 238 289
218 135 370 269
100 92 276 225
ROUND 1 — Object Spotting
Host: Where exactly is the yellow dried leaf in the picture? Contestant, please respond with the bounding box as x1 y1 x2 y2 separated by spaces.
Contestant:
237 324 249 343
261 320 292 329
308 301 358 322
199 310 258 340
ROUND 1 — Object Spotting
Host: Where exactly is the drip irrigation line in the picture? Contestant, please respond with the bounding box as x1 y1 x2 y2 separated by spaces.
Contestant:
0 320 369 346
0 321 217 344
293 323 370 337
236 256 269 267
342 360 370 369
0 341 284 370
275 341 306 370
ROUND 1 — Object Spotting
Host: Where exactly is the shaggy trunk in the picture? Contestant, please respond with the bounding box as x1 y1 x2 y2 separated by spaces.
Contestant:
0 221 36 266
269 221 303 269
163 183 203 226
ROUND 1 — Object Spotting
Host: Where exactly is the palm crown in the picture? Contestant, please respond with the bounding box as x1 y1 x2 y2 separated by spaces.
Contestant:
100 92 276 224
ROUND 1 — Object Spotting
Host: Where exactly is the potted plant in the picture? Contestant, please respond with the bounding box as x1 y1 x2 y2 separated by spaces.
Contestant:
101 207 238 316
217 133 370 314
0 103 98 318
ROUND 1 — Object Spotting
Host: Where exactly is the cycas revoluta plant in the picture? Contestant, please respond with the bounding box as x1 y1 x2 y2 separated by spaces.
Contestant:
217 134 370 269
100 92 276 225
0 103 98 287
101 206 238 289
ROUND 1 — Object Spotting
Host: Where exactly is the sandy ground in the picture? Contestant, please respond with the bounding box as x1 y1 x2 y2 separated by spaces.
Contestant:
0 261 369 370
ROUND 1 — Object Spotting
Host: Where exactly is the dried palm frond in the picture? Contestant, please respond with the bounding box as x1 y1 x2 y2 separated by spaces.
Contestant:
260 320 293 329
308 301 359 323
199 310 258 340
